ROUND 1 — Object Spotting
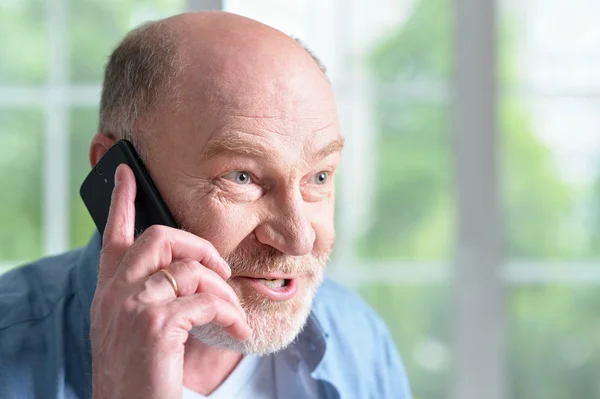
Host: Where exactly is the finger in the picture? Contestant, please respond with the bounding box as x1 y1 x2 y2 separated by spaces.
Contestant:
144 259 245 317
168 293 252 341
118 226 231 283
99 164 136 280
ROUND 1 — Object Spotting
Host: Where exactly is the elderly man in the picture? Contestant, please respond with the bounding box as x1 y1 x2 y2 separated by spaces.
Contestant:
0 12 410 399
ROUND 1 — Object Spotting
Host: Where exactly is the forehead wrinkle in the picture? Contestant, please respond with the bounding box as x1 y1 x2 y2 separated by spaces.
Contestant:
229 113 282 120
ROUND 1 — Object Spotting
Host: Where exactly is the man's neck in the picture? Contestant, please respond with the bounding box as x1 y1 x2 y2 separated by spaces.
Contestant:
183 338 244 396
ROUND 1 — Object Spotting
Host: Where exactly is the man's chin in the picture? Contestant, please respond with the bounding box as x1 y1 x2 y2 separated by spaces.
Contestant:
188 292 316 355
189 251 328 355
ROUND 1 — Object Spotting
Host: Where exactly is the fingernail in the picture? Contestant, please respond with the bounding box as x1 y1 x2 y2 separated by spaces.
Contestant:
114 164 122 185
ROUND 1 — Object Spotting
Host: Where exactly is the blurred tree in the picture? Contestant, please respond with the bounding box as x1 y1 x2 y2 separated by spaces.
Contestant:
0 1 47 260
0 110 43 259
0 0 47 85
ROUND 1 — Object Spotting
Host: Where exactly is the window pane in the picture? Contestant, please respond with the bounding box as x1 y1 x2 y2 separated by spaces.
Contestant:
356 0 454 261
501 0 600 260
509 285 600 399
355 98 453 261
69 108 98 249
360 284 451 399
500 3 600 399
501 96 600 259
0 0 47 84
0 109 44 261
68 0 184 83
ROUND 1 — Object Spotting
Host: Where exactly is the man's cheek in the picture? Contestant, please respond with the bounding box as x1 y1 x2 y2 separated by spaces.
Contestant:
197 203 262 256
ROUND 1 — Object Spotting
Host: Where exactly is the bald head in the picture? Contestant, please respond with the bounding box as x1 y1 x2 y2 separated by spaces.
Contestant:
98 12 328 151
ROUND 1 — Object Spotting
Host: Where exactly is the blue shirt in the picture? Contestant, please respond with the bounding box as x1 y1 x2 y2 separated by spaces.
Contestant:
0 233 411 398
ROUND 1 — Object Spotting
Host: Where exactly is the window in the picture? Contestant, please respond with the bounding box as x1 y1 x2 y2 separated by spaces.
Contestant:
0 0 184 262
501 1 600 398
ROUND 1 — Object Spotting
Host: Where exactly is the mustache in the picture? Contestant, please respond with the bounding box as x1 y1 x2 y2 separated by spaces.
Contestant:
224 243 329 277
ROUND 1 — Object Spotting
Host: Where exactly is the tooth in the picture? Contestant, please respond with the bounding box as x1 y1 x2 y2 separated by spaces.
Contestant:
261 279 285 288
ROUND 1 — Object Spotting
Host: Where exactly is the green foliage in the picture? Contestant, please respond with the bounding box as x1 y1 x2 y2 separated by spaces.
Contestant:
500 99 574 258
69 108 99 249
368 0 451 82
68 0 182 82
360 283 451 399
0 0 47 84
0 110 43 259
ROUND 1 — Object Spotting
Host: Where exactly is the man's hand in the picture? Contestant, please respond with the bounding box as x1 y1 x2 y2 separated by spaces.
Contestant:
90 164 251 399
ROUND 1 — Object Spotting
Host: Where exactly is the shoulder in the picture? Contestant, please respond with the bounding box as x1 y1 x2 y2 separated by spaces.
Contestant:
312 277 390 338
0 249 82 331
0 248 93 398
311 278 412 398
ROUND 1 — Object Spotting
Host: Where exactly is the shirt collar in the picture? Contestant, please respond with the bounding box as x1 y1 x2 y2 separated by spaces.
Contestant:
73 232 331 373
293 313 328 371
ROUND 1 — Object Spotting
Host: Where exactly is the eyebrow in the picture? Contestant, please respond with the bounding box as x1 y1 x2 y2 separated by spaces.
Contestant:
312 137 345 160
201 136 270 160
200 135 345 161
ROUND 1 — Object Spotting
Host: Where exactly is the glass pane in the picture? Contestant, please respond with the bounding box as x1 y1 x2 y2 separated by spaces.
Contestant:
355 98 453 261
0 109 44 261
358 0 453 261
500 2 600 399
501 0 600 260
68 0 184 83
360 284 451 399
501 96 600 259
0 0 47 84
509 285 600 399
69 107 98 249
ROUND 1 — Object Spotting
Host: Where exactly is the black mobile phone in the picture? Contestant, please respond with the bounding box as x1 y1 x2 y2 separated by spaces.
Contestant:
80 139 177 237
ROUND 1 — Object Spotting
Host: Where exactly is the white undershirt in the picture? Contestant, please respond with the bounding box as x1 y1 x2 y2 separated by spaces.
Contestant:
182 355 276 399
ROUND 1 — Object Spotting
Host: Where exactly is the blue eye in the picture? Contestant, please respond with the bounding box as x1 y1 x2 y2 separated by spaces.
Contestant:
310 171 329 185
223 171 252 185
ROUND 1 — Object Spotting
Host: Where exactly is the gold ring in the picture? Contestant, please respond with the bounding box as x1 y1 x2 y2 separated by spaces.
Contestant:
159 269 179 297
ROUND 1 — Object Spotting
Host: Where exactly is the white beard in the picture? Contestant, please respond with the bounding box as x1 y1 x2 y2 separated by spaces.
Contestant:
189 270 323 355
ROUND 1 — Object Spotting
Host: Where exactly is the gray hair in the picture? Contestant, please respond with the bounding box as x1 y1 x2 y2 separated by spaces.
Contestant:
99 21 182 151
98 20 328 150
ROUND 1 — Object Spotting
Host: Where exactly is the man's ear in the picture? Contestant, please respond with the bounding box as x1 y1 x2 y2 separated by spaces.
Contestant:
89 133 116 167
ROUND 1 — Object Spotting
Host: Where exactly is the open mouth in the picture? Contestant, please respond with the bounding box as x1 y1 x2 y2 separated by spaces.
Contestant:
257 278 291 289
238 276 297 301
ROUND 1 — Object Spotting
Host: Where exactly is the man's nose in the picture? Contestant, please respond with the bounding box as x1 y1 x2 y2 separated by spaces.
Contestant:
254 189 316 256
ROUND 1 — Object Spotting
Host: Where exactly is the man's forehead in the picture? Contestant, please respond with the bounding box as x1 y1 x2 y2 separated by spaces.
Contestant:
182 69 334 122
175 25 333 118
148 15 339 161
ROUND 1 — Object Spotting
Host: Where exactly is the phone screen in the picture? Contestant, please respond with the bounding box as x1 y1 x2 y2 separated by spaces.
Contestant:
80 139 177 236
